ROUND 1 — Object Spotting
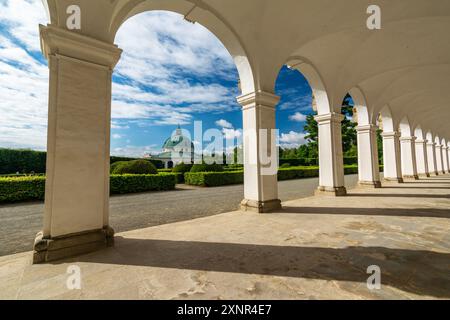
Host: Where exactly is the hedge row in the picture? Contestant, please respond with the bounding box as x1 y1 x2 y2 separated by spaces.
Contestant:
185 165 371 187
0 149 46 174
110 156 164 169
110 174 176 194
0 176 46 203
185 171 244 187
279 157 359 167
0 174 176 203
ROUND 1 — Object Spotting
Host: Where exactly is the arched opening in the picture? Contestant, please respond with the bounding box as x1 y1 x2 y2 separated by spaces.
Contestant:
108 10 250 234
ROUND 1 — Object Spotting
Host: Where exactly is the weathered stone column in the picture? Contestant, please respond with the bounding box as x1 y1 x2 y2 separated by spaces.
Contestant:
427 141 439 176
435 143 444 174
381 132 403 182
415 139 429 177
238 91 281 213
314 113 346 196
444 146 450 174
400 136 419 180
34 26 122 263
356 124 381 187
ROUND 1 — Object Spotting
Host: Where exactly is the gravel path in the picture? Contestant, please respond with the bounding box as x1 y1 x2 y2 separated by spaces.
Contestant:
0 175 359 256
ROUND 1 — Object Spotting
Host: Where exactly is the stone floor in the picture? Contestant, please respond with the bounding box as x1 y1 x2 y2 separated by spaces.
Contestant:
1 175 449 300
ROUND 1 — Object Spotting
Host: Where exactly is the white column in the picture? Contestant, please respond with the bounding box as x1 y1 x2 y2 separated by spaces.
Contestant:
314 113 346 196
238 91 281 213
33 26 122 263
400 136 419 180
356 124 381 187
415 139 429 177
381 132 403 182
436 144 444 174
427 142 439 176
444 146 450 174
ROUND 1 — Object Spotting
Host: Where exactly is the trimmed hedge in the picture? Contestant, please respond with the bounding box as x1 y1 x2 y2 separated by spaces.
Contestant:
280 157 358 166
279 158 318 167
110 174 176 194
190 163 224 173
0 174 176 203
111 160 157 175
173 163 193 174
0 149 46 174
110 156 164 169
278 166 320 181
0 176 46 203
185 171 244 187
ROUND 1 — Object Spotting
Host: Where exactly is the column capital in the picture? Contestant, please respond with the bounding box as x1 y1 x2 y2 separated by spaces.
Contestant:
381 131 400 138
356 124 378 133
427 141 436 147
40 25 122 69
415 139 427 144
237 90 280 110
399 136 417 142
314 112 345 124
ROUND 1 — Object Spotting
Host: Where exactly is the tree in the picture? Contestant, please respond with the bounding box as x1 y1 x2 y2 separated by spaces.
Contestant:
341 94 358 155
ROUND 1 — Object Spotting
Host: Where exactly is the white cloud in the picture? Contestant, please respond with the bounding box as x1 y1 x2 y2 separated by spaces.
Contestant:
111 145 159 158
289 112 307 122
279 131 307 147
222 128 242 140
215 119 233 129
112 134 123 139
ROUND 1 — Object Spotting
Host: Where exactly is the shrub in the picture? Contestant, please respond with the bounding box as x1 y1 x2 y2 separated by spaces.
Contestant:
110 174 176 194
185 171 243 187
0 176 46 203
0 148 46 174
279 158 318 167
344 165 358 175
190 163 224 173
173 162 193 173
111 160 157 175
110 156 164 169
343 157 358 166
278 166 320 181
280 163 291 168
158 169 173 173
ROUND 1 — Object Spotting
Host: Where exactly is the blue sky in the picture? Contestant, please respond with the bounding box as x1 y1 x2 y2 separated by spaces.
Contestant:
0 0 314 157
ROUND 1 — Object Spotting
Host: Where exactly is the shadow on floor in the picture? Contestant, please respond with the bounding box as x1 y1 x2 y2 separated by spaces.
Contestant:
347 193 450 199
381 186 450 190
281 206 450 218
75 238 450 298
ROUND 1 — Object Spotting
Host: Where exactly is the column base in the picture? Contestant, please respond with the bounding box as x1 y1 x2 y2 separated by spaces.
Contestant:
240 199 282 213
358 181 382 188
402 175 419 180
315 186 347 197
418 173 431 178
33 226 114 264
383 177 404 183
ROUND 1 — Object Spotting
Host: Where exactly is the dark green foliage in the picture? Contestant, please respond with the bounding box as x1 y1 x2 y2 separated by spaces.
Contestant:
279 158 319 167
0 149 46 174
0 174 177 203
109 174 176 194
341 94 358 154
0 176 46 203
185 171 243 187
190 163 224 173
173 162 193 174
343 157 358 165
280 163 291 168
277 166 320 181
111 160 157 175
110 156 164 169
157 169 173 173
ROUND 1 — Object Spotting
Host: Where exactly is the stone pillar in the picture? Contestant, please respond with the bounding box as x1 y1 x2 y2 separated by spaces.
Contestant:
314 113 346 196
444 146 450 174
400 136 419 180
435 144 444 174
381 132 403 182
414 139 429 177
356 124 381 188
238 91 281 213
33 26 122 263
427 142 439 176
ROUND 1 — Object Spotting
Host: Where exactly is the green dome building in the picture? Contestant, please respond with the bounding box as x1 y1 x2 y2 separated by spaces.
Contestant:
147 125 194 168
